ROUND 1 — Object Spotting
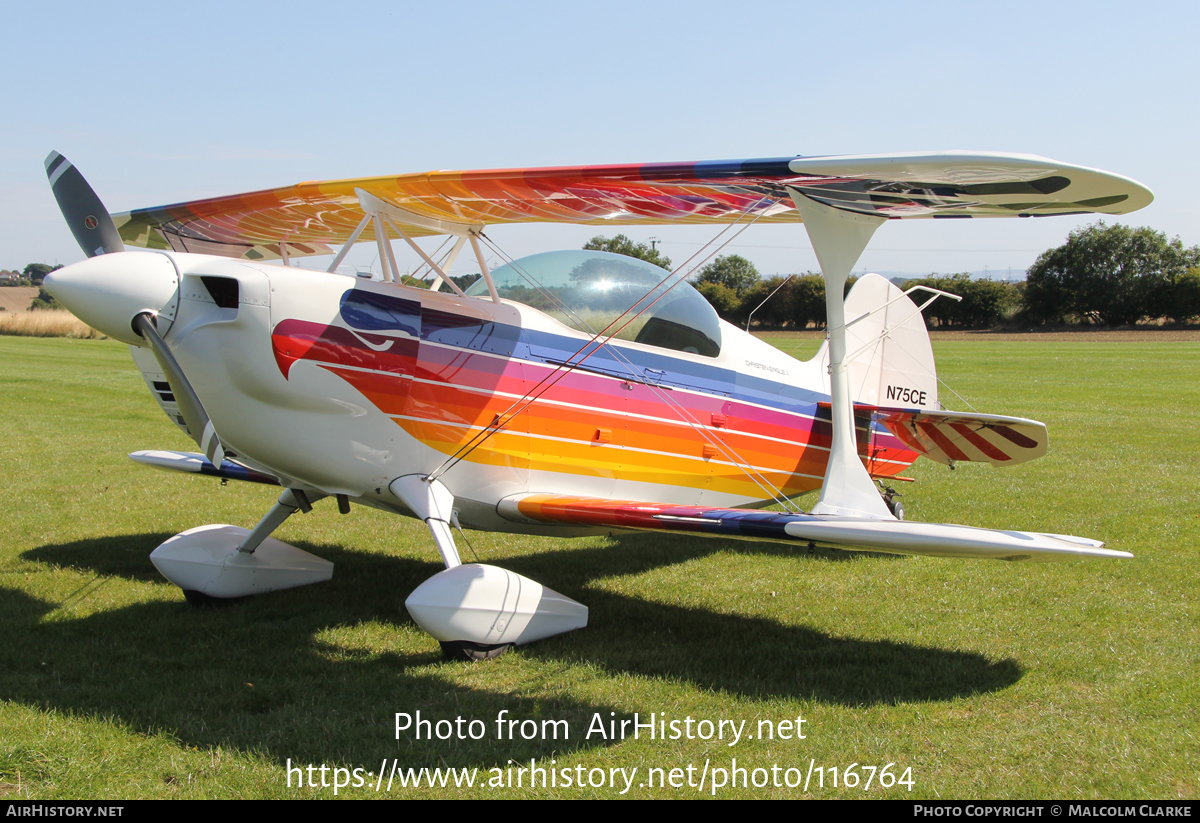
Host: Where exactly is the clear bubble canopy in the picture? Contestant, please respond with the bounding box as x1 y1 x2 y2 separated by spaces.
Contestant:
465 250 722 357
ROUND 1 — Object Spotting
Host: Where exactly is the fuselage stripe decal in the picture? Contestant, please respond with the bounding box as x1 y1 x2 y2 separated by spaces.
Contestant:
386 413 829 480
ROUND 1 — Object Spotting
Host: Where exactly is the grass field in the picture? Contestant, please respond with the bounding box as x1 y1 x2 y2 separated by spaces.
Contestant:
0 335 1196 799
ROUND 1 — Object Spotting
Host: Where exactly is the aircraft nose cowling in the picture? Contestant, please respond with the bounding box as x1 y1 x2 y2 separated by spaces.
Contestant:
43 252 180 346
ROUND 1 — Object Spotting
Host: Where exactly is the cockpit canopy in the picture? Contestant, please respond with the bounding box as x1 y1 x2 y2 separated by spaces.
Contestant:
465 250 722 357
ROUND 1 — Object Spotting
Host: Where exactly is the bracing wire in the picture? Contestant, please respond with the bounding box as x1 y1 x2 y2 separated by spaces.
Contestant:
469 234 810 511
411 235 453 283
425 196 798 499
426 201 775 481
475 235 804 512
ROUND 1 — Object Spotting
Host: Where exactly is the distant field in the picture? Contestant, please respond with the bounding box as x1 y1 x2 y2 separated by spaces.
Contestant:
0 287 36 313
0 335 1195 799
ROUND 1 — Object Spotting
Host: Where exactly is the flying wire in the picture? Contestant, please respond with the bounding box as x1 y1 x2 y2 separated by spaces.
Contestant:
427 207 769 481
410 235 454 282
425 196 802 503
474 231 806 511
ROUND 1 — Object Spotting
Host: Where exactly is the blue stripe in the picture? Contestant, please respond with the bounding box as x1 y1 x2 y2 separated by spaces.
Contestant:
338 286 829 418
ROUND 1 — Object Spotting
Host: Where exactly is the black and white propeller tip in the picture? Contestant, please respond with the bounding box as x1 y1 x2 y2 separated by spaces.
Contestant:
45 151 124 258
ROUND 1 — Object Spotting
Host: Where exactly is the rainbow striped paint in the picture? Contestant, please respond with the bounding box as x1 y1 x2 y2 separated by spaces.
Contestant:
269 285 919 504
110 154 1155 261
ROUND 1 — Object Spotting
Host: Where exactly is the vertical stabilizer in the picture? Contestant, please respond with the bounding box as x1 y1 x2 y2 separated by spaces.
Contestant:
840 274 939 410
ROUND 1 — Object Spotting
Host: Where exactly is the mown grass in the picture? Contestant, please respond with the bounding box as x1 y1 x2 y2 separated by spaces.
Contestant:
0 335 1195 799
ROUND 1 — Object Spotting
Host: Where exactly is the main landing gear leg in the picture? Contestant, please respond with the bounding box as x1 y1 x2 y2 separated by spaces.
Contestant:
391 474 588 661
150 488 334 603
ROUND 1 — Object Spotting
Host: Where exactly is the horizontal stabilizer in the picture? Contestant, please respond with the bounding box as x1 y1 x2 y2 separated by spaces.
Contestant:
865 406 1048 466
129 450 280 485
500 494 1130 562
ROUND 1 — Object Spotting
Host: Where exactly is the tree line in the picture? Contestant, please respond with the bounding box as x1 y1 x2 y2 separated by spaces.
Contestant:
1024 223 1200 325
587 224 1200 330
697 270 1027 330
13 224 1198 327
1 263 61 287
652 245 1026 330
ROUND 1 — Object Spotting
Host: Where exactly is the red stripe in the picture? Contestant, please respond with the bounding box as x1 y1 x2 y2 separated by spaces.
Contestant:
950 423 1011 462
916 421 970 462
992 425 1039 449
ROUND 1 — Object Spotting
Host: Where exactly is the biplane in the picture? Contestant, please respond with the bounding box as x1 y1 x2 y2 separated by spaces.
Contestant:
43 150 1149 658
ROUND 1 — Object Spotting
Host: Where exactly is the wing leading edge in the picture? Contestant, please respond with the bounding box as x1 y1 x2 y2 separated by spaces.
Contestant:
499 494 1130 562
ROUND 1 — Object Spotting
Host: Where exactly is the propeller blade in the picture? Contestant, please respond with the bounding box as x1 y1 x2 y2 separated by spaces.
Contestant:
132 313 225 465
45 151 124 258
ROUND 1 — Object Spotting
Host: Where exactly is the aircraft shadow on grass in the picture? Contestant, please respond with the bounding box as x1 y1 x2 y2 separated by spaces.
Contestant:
11 531 1022 767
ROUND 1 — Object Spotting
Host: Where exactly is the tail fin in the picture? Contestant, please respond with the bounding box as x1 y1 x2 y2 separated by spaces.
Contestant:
834 274 1049 468
837 273 941 410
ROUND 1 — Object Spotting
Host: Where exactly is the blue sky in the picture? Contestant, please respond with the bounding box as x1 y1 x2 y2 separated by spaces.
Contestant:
3 0 1197 277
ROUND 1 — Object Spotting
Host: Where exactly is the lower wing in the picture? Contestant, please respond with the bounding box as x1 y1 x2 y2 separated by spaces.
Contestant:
499 494 1129 562
129 451 1127 561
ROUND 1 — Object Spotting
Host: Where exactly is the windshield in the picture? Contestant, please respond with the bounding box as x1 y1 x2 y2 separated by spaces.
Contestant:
465 250 721 357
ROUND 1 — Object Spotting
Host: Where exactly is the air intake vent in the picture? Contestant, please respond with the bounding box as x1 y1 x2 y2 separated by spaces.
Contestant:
201 276 239 309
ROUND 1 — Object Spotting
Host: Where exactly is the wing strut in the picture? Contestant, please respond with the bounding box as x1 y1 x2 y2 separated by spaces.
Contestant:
788 191 894 519
326 213 371 273
327 187 499 300
427 236 468 293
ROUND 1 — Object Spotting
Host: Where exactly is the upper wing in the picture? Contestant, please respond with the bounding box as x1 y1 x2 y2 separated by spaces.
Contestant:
500 493 1131 562
112 151 1154 261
